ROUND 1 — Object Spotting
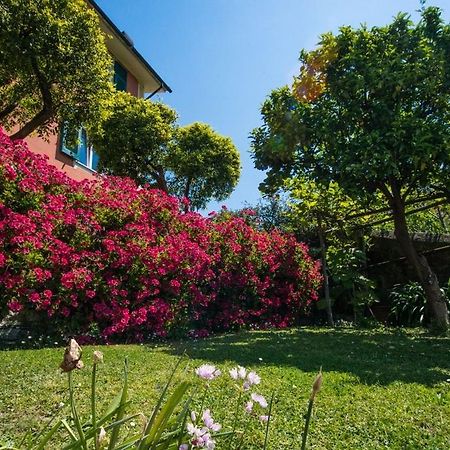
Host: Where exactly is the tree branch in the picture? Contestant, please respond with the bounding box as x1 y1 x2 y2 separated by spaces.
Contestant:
0 102 18 121
344 193 447 221
10 57 53 140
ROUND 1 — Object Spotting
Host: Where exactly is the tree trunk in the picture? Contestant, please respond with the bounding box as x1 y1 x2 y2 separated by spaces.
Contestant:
155 168 169 193
10 57 54 140
389 187 449 331
0 102 18 121
318 220 334 326
183 177 192 213
10 107 52 140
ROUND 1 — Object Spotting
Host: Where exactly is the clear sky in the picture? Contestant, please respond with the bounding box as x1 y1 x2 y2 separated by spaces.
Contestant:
96 0 450 213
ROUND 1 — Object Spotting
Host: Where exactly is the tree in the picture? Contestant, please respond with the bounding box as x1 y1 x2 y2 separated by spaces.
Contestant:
92 91 177 191
93 92 241 210
251 7 450 330
286 177 383 326
167 122 241 210
286 179 360 326
0 0 113 140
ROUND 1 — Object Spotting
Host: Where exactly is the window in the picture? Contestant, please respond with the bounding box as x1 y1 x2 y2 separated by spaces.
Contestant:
113 61 127 92
60 126 100 172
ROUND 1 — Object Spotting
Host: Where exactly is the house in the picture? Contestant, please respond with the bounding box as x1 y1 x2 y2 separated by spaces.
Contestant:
25 0 171 182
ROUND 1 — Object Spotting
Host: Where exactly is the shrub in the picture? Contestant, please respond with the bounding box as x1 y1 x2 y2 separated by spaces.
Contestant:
389 281 450 327
0 130 321 341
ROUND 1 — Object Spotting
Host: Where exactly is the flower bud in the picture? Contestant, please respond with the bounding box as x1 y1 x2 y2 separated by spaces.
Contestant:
97 427 107 447
310 369 322 401
60 339 84 372
93 350 104 364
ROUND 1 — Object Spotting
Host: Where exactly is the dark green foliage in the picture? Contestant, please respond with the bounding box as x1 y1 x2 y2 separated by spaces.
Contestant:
92 94 241 210
389 282 428 326
389 281 450 327
0 0 113 140
328 247 377 316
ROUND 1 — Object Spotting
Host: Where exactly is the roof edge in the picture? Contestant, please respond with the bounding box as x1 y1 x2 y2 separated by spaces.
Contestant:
88 0 172 93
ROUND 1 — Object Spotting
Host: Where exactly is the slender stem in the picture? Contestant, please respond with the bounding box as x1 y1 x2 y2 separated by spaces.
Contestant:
263 392 275 450
92 362 98 450
68 371 87 450
227 389 242 450
199 385 209 417
300 399 314 450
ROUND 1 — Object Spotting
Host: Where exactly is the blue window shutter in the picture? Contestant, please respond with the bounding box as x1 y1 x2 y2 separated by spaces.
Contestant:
114 61 127 92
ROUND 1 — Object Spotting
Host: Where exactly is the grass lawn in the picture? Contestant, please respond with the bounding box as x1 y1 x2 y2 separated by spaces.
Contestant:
1 327 449 449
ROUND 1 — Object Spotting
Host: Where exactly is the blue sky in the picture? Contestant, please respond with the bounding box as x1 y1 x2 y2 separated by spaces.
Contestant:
96 0 450 213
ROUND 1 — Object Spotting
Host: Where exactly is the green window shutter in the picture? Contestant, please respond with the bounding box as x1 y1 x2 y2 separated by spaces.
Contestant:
114 61 127 92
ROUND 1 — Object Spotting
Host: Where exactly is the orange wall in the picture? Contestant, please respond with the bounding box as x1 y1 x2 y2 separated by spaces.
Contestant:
25 133 96 182
22 68 140 183
127 71 139 97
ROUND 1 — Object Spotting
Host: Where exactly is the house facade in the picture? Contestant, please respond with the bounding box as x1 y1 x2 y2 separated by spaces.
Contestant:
25 0 171 182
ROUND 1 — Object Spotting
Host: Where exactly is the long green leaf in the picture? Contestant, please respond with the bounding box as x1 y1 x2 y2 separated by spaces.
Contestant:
61 418 78 442
34 420 63 450
143 381 190 449
108 359 129 450
62 402 132 450
138 358 184 450
68 371 87 450
263 392 275 450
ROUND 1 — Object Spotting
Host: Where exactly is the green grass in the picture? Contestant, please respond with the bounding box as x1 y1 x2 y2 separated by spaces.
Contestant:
1 327 450 449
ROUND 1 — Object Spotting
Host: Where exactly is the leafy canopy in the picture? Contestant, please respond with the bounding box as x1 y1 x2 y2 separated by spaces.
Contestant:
167 122 241 210
0 0 114 140
93 92 241 210
92 91 177 188
251 6 450 330
251 7 450 202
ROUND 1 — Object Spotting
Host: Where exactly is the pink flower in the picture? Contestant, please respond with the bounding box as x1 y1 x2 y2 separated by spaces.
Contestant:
186 409 220 449
195 365 221 381
229 365 247 380
259 415 269 422
247 371 261 386
0 128 322 341
7 300 22 313
202 409 221 432
251 393 268 408
245 401 253 413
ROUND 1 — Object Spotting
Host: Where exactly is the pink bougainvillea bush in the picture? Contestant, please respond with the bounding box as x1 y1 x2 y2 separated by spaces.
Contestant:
0 129 321 341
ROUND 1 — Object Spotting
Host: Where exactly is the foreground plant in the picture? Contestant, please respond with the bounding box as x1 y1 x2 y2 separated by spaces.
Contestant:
300 369 323 450
1 339 323 449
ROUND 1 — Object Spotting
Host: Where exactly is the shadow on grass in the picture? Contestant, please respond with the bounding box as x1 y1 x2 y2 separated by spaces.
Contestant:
163 327 450 387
